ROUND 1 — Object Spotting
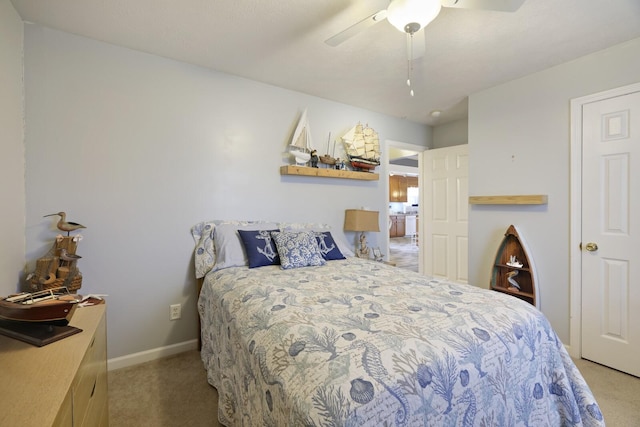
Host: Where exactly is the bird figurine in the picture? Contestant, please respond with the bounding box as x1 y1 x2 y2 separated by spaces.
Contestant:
44 212 86 235
59 248 82 263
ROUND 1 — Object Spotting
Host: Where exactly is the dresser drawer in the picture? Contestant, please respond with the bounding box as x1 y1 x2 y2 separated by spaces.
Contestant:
81 365 108 427
52 389 73 427
73 313 107 426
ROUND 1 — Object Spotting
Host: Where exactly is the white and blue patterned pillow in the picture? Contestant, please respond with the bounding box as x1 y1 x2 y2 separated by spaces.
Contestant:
271 231 326 269
191 221 217 279
278 222 331 232
238 229 280 268
191 220 277 277
315 232 345 261
279 222 355 258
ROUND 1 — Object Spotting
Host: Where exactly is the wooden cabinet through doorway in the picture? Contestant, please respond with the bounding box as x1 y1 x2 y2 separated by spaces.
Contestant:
389 175 407 202
389 215 406 237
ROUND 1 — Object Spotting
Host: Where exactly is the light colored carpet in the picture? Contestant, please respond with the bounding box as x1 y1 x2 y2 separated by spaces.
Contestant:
108 350 220 426
109 350 640 426
573 358 640 427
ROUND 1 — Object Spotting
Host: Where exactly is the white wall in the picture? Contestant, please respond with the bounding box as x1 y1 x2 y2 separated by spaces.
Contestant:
0 0 25 295
432 118 468 148
23 25 429 359
468 37 640 344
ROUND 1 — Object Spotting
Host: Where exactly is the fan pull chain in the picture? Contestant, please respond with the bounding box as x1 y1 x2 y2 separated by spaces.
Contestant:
407 33 415 97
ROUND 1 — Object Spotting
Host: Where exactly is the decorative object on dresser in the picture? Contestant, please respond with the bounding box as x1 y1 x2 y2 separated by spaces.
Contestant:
26 212 86 293
0 305 109 427
44 211 86 235
0 287 78 324
344 209 380 258
490 224 538 307
0 287 83 346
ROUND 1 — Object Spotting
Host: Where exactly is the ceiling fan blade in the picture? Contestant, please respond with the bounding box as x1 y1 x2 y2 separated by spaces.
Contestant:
406 29 425 61
325 9 388 47
441 0 525 12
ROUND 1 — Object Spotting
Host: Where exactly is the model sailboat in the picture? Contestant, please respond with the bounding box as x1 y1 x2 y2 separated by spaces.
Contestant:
288 109 313 165
0 287 78 326
319 132 337 166
342 123 381 171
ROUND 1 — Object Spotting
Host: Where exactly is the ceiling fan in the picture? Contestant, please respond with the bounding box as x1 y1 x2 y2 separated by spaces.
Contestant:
326 0 526 49
325 0 525 95
325 0 524 96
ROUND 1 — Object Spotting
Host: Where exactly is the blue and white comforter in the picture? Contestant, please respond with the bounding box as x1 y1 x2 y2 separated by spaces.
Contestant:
198 257 604 426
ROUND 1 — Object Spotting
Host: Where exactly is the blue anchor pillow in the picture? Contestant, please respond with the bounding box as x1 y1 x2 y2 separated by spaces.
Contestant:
315 231 345 261
238 229 281 268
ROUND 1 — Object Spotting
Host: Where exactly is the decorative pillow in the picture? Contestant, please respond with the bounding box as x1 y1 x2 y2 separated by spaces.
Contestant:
271 231 326 269
238 229 280 268
332 234 355 258
279 222 355 257
315 231 345 261
278 222 332 231
192 220 277 277
191 221 217 279
214 223 278 271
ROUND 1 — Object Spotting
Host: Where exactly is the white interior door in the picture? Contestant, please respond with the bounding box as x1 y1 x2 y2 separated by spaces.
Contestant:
581 89 640 377
422 145 468 283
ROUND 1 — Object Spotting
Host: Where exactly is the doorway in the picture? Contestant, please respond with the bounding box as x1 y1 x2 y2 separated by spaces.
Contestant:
386 140 423 272
570 82 640 377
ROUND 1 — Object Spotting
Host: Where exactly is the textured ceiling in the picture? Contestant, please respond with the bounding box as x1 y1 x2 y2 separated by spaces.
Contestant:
10 0 640 125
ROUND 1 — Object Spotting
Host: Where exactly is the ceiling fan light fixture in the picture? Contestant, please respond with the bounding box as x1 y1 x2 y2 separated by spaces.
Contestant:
387 0 442 34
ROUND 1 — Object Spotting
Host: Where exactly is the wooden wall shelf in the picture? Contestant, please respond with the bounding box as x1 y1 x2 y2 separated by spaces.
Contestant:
280 165 379 181
469 195 548 205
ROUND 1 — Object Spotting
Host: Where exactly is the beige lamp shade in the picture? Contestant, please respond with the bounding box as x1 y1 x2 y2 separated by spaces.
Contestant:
344 209 380 232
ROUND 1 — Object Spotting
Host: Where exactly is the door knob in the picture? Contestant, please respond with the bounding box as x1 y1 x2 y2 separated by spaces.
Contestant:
585 242 598 252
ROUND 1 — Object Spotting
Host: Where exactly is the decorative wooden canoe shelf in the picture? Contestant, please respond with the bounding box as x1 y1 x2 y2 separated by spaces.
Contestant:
469 195 547 205
280 165 379 181
490 225 538 308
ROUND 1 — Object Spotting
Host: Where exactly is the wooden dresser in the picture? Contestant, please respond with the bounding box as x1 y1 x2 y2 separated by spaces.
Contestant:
0 304 108 427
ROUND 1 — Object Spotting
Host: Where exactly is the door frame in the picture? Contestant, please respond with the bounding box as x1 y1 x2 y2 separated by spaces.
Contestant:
569 81 640 358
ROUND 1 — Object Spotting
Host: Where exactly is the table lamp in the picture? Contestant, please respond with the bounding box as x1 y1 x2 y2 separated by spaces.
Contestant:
344 209 380 258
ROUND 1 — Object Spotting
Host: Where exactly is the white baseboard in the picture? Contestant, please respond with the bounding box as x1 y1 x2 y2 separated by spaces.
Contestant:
565 343 578 359
107 339 198 371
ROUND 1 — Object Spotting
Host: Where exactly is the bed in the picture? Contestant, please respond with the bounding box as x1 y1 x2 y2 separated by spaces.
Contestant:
192 220 604 426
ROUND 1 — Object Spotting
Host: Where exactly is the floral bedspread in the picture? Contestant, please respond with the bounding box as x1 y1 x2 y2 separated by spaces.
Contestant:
198 257 604 426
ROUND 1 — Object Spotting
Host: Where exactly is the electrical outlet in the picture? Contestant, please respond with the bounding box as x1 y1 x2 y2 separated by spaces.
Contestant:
170 304 181 320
